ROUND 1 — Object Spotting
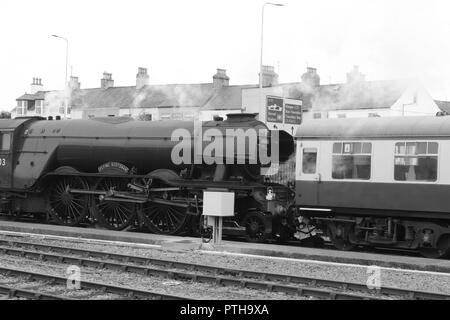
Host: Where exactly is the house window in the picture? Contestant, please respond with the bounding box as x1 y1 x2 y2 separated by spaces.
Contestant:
332 142 372 180
302 148 317 174
394 142 438 182
313 113 322 119
35 100 43 115
160 113 171 120
16 101 27 115
368 113 380 118
337 114 347 118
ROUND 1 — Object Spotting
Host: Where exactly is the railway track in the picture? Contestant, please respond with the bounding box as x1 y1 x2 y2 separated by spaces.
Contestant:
0 265 189 300
0 283 69 300
0 237 448 300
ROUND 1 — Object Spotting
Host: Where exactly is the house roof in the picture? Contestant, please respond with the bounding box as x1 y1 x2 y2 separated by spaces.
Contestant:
135 83 214 109
66 83 256 111
202 85 257 111
71 87 136 109
292 80 408 111
16 92 46 101
70 83 219 110
435 100 450 113
251 79 408 111
240 79 409 111
313 80 409 111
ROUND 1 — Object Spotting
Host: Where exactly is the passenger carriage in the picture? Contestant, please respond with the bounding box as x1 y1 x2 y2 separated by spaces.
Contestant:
294 116 450 258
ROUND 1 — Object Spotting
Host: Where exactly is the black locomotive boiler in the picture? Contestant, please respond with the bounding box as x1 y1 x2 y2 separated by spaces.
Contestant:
0 114 294 241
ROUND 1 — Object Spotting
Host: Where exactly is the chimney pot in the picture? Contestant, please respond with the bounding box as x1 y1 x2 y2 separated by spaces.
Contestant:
260 65 279 87
213 68 230 89
347 65 365 83
69 76 81 90
101 72 114 89
301 66 320 87
30 77 44 94
136 67 149 90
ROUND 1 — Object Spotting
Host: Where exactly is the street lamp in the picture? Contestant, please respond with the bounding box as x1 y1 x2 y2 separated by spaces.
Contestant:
260 2 284 90
52 35 69 87
259 3 284 120
52 34 69 119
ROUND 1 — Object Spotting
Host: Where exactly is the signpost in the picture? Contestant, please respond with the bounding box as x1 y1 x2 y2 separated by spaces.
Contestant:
284 102 302 124
266 96 284 123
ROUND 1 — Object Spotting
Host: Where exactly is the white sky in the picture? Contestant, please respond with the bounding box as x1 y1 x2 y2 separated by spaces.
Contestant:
1 0 450 110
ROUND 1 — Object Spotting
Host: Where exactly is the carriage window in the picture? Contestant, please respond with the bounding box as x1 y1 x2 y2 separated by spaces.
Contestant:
332 142 372 180
394 142 438 182
0 133 11 151
302 148 317 174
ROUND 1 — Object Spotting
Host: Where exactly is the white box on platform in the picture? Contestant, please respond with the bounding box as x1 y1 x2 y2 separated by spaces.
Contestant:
203 191 235 217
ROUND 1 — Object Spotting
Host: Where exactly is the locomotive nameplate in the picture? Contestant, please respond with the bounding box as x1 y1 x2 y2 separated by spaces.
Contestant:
98 161 130 174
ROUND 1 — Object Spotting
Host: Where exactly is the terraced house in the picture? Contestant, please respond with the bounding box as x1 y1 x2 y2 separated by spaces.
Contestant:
13 68 256 121
13 66 450 137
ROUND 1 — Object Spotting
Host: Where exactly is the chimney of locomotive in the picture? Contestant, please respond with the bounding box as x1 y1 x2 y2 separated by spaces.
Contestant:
69 76 80 90
213 68 230 89
259 65 279 87
136 67 149 90
101 72 114 89
30 77 44 94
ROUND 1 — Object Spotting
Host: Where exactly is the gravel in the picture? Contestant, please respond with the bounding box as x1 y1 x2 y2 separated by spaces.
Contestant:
0 233 449 297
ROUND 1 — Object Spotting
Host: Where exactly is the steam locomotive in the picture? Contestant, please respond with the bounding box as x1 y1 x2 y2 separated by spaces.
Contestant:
0 114 295 241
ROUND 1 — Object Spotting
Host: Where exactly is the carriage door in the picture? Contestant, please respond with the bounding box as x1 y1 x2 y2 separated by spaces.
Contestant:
296 142 320 206
0 130 13 188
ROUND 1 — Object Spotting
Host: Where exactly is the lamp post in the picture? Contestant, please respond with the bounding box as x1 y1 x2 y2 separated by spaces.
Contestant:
52 34 69 119
259 3 284 115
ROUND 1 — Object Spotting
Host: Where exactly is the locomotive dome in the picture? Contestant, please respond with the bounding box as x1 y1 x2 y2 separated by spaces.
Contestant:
295 116 450 140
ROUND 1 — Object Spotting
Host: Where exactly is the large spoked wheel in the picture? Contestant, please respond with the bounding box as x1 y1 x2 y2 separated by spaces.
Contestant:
142 202 189 235
243 211 270 243
419 235 450 259
329 222 356 251
48 176 89 226
93 178 137 231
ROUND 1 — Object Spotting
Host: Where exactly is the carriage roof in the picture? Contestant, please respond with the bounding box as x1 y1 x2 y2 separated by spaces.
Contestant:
295 116 450 140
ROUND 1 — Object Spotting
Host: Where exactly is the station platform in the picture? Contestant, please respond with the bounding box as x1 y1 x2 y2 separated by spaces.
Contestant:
0 220 449 273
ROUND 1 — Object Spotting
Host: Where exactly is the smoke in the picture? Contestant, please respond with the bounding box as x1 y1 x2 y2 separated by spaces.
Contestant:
310 78 414 112
131 84 214 120
44 87 72 116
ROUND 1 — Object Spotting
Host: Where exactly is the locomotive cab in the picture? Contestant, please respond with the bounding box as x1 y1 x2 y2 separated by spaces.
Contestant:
0 117 43 189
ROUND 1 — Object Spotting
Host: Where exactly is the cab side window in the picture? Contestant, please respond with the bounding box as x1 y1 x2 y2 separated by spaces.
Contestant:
302 148 317 174
0 133 11 152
